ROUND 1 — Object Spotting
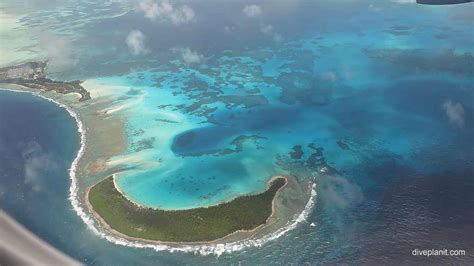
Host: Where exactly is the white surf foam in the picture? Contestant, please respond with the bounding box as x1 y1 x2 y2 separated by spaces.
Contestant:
0 87 318 256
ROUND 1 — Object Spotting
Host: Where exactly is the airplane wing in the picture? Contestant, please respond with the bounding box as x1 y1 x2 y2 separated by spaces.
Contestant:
417 0 473 5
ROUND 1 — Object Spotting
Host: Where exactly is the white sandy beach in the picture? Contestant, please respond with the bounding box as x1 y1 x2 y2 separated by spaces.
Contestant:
0 83 317 256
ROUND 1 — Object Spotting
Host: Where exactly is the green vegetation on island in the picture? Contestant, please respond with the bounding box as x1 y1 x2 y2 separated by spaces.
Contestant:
0 62 90 101
88 176 286 242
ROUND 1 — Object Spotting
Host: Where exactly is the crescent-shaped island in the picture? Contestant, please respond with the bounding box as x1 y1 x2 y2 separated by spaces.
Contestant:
88 175 286 242
1 0 473 264
0 61 316 248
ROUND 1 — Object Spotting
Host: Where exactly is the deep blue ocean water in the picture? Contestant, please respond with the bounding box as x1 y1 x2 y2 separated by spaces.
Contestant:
1 0 474 264
1 77 473 264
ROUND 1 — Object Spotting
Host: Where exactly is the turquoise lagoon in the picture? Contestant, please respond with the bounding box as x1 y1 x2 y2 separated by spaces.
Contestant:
1 0 473 264
81 3 474 209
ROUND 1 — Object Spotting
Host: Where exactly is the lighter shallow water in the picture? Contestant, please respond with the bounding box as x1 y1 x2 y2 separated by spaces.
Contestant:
1 0 473 264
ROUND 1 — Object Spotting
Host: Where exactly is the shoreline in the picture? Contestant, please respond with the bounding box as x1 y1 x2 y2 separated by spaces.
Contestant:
87 175 292 244
111 174 287 211
86 175 317 254
0 85 318 256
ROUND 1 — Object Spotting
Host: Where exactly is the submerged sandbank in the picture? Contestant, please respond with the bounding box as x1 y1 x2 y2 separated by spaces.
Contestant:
0 79 316 255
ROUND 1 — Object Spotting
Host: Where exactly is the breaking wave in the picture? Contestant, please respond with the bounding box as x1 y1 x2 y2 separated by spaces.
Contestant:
0 87 318 256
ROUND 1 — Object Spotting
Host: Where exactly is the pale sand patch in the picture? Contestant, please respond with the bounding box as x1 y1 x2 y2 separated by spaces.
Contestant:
103 94 144 114
106 153 144 168
1 82 316 253
216 176 313 242
0 83 129 186
73 100 128 182
81 79 129 100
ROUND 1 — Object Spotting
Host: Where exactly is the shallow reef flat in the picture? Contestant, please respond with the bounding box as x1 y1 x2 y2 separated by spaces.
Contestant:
0 81 129 192
0 76 313 245
0 0 473 262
